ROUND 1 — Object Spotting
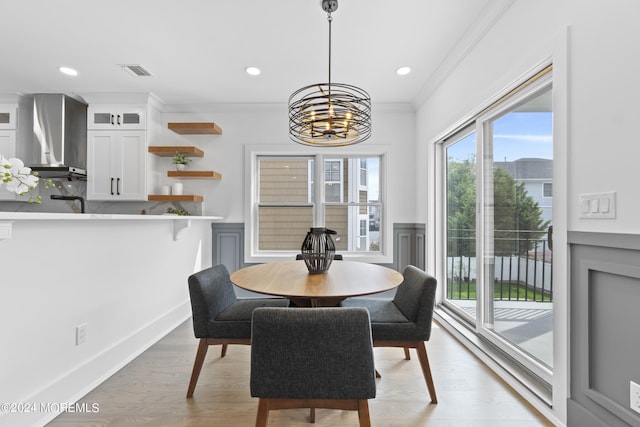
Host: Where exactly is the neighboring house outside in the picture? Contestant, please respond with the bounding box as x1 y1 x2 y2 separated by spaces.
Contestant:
258 157 377 252
493 157 553 224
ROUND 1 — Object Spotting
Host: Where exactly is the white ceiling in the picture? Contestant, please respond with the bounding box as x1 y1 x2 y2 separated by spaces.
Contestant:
1 0 512 107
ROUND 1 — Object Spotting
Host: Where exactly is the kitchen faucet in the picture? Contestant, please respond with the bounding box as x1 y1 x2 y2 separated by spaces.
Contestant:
50 195 85 214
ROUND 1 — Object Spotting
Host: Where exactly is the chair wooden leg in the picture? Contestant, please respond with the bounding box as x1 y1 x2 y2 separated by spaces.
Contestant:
255 399 269 427
186 339 209 398
309 407 316 423
357 400 371 427
403 347 411 360
220 343 228 358
416 341 438 404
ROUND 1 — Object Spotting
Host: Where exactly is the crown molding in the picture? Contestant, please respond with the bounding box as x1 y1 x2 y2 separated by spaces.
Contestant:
412 0 516 109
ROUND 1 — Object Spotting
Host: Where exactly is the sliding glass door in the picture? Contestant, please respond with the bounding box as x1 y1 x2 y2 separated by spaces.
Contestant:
481 86 553 371
443 69 553 384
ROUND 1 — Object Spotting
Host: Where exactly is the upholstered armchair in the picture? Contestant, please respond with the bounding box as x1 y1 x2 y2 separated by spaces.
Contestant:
186 264 289 398
250 307 376 426
342 265 439 403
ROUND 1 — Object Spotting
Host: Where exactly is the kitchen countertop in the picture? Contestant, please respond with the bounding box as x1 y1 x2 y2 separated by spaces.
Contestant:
0 212 223 221
0 212 223 240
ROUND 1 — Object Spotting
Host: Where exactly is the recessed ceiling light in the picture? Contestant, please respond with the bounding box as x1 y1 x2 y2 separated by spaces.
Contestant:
58 66 78 76
245 66 261 76
396 66 411 76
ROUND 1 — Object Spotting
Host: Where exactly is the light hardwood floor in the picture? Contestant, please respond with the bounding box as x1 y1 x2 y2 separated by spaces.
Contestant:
47 319 553 426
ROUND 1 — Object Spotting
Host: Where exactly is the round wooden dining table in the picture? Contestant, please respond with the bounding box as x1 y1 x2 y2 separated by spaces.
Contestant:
230 259 404 307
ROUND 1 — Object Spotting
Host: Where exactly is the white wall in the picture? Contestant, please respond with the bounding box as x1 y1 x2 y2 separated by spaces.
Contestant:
417 0 640 233
159 102 417 227
415 0 571 424
416 1 640 425
0 218 212 427
566 0 640 233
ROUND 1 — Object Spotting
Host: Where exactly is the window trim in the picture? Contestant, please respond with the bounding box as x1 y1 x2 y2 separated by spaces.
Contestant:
244 144 389 264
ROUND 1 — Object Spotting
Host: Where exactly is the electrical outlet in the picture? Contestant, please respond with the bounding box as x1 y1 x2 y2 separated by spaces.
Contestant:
76 323 88 346
631 381 640 414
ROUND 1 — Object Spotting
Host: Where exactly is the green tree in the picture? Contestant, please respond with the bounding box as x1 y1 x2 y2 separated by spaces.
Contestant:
492 167 550 254
447 158 476 258
447 158 550 256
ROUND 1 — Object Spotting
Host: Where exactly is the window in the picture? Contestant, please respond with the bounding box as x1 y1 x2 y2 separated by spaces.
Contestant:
359 159 367 185
257 157 313 250
543 182 552 197
255 155 383 255
324 159 343 203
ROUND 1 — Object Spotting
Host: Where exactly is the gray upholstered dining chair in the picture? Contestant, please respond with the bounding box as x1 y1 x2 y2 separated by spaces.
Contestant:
186 264 289 398
341 265 439 403
250 307 376 426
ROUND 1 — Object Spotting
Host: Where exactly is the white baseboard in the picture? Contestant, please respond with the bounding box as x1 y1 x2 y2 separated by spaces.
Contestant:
0 301 191 427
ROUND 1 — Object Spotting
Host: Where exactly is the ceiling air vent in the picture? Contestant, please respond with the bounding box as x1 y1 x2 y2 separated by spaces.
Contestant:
119 64 153 77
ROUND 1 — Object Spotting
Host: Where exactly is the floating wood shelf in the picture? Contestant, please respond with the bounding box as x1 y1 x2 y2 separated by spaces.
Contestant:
148 195 204 202
148 146 204 157
168 122 222 135
168 170 222 180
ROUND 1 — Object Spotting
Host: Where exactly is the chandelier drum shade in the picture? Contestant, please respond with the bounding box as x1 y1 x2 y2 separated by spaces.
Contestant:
288 0 372 147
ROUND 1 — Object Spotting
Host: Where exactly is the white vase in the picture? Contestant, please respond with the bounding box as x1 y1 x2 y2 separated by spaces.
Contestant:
175 163 186 171
172 182 184 195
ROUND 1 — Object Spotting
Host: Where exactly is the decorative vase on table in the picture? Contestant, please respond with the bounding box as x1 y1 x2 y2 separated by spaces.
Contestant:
300 227 337 274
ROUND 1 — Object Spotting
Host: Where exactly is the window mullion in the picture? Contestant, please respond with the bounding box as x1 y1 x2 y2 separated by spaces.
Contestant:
315 154 324 227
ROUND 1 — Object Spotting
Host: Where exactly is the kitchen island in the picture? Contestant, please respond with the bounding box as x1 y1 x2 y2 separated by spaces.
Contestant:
0 211 221 427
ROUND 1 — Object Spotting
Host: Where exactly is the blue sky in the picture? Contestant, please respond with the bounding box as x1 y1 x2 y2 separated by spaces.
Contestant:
448 111 553 162
493 112 553 161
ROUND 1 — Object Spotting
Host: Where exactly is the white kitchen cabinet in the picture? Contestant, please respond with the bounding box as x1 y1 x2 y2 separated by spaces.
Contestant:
0 104 17 130
87 130 147 200
0 130 17 201
87 104 146 130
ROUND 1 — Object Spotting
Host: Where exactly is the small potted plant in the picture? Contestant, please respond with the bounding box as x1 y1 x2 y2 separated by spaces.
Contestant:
172 152 191 171
166 207 189 216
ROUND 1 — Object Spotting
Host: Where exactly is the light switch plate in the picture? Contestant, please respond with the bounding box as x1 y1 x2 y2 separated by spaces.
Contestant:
579 192 616 219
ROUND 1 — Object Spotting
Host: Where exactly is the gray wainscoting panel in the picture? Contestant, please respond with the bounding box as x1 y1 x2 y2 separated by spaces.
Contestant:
393 223 426 272
397 231 411 271
568 231 640 427
211 223 244 272
212 222 426 274
212 223 426 298
416 231 425 270
211 223 269 298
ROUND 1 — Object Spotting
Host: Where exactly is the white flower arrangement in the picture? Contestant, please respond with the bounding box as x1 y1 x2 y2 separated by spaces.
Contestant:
0 154 44 203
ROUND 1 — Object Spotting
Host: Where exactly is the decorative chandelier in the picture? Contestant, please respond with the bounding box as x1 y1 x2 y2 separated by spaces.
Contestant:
288 0 372 147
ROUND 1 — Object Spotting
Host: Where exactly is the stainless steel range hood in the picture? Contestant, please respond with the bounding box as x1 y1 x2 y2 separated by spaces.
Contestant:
25 94 88 179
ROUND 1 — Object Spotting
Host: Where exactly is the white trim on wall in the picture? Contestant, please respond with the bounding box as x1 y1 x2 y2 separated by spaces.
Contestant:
243 144 393 265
